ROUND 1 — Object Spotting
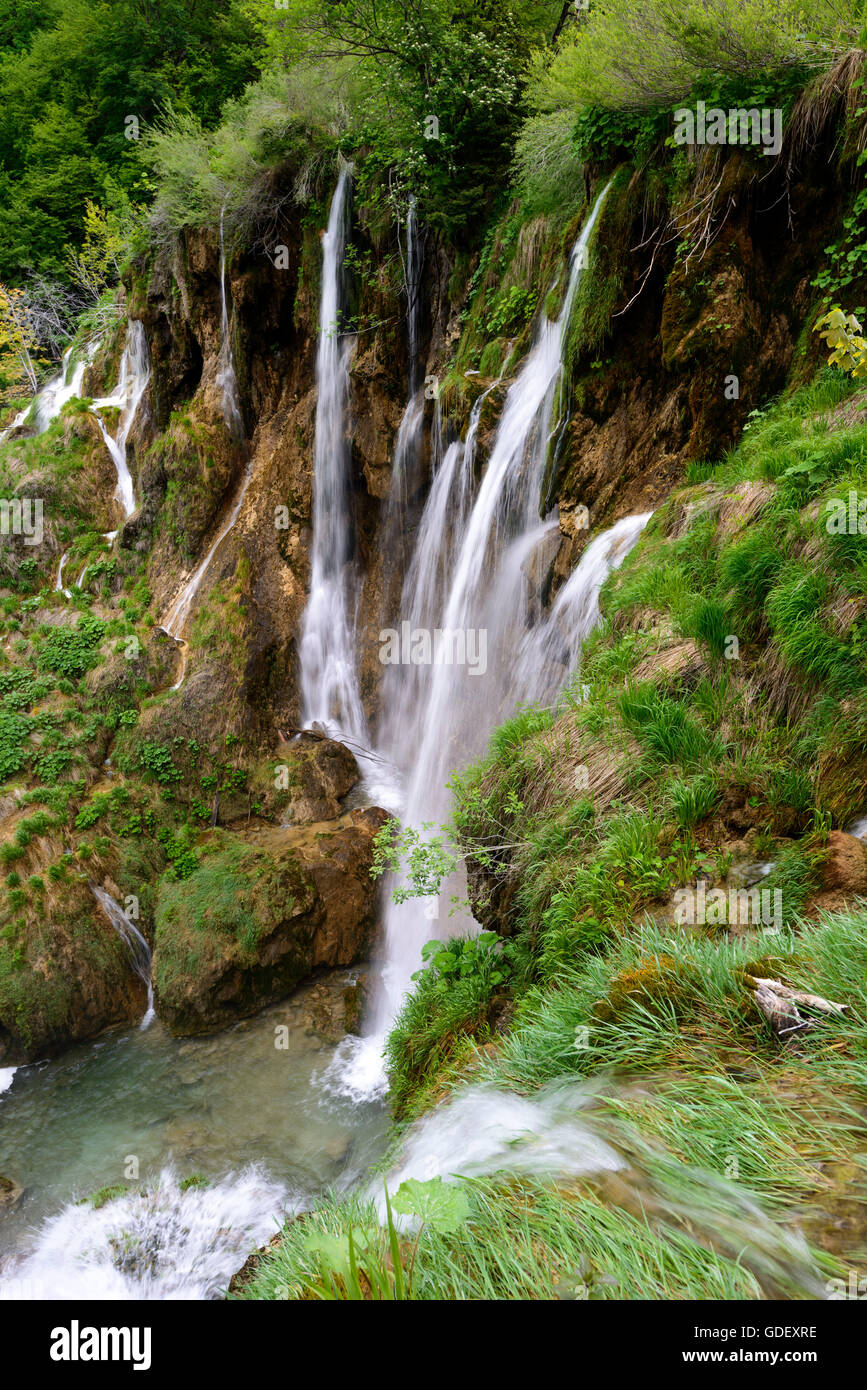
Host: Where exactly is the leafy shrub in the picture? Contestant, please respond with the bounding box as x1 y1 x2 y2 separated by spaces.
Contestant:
37 616 105 680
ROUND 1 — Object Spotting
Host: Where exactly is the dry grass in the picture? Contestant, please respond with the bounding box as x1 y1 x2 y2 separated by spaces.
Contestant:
786 48 867 166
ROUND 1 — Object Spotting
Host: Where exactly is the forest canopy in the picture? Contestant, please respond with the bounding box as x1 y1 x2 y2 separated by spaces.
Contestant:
0 0 863 398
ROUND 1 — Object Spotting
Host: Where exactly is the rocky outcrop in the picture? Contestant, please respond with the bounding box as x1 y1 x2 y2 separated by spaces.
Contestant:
152 806 389 1035
275 733 360 823
0 872 149 1065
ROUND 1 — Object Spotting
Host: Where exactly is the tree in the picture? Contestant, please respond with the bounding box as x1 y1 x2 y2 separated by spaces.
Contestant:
0 284 45 397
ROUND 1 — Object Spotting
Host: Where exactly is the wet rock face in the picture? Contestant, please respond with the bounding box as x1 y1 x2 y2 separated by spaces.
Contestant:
277 734 360 823
0 866 150 1066
152 807 389 1036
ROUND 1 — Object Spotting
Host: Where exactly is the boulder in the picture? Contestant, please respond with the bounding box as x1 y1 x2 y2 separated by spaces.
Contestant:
277 735 360 823
152 807 389 1035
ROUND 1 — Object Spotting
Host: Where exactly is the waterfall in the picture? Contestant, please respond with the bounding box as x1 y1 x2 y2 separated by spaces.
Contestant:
378 200 427 661
298 168 368 744
161 209 249 682
406 197 422 397
334 184 638 1096
55 551 72 599
513 512 653 705
0 339 99 444
90 321 150 518
215 204 245 439
91 885 154 1029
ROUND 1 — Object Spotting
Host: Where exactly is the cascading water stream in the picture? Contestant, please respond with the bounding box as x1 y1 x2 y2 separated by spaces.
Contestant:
333 184 639 1096
298 167 367 746
161 206 249 688
385 197 425 531
90 321 150 519
365 1079 824 1296
512 512 653 705
91 885 154 1028
55 551 72 599
0 339 100 444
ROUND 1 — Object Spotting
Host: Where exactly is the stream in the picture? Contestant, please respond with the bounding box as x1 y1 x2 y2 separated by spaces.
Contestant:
0 973 387 1298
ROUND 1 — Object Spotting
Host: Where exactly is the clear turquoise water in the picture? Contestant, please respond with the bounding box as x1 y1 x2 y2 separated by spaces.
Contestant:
0 972 388 1297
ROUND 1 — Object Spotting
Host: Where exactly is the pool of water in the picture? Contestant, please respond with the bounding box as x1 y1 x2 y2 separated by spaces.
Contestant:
0 971 388 1298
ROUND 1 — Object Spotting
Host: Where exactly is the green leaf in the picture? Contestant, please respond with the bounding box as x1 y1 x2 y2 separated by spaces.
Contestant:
391 1176 472 1234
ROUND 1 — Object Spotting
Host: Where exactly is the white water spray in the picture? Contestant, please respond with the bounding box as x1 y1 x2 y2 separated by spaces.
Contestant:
0 339 100 444
370 1079 824 1296
0 1167 290 1300
55 551 72 599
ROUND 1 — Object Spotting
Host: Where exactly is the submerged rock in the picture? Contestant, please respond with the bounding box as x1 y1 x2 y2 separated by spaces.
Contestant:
0 1175 24 1210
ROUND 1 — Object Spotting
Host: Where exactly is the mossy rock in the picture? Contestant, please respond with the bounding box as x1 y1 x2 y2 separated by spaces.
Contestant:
592 953 688 1025
152 814 384 1036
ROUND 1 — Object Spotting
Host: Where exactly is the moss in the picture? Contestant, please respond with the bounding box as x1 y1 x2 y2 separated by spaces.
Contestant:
591 954 687 1025
79 1184 131 1210
152 830 317 1027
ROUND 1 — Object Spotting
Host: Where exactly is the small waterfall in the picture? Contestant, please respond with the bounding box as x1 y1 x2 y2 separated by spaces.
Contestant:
405 197 422 397
215 204 245 439
378 201 427 651
91 885 154 1029
513 512 652 705
55 551 72 599
336 185 623 1095
0 1067 15 1097
298 167 367 744
378 377 503 777
0 339 99 444
161 209 249 681
90 322 150 518
34 343 94 433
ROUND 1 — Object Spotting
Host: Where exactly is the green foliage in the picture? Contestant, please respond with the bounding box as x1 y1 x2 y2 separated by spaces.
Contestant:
668 774 721 828
371 820 458 904
572 105 669 165
484 285 538 337
0 0 261 280
415 932 511 989
37 615 104 680
387 933 508 1115
618 684 725 768
535 0 844 115
138 741 183 787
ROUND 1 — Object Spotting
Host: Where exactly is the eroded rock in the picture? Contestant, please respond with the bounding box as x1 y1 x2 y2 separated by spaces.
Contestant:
152 807 389 1035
